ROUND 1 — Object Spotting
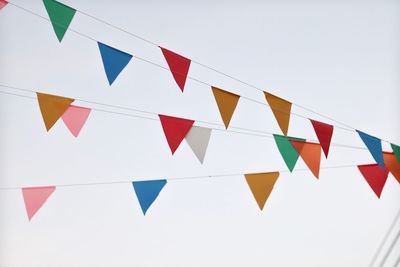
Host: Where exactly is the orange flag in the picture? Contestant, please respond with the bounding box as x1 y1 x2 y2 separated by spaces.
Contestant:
264 92 292 135
383 152 400 183
211 86 240 129
37 92 74 131
290 141 322 179
244 172 280 210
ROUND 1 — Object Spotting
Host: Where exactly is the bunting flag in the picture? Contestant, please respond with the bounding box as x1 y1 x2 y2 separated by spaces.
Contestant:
160 47 191 92
43 0 76 42
310 119 334 158
273 134 306 172
61 105 91 137
244 172 280 211
211 86 240 129
357 130 384 169
185 126 212 164
36 92 75 131
391 144 400 163
264 92 292 136
132 180 167 215
383 152 400 183
22 186 56 221
291 141 322 179
0 0 8 10
357 164 389 198
159 114 195 154
98 42 133 85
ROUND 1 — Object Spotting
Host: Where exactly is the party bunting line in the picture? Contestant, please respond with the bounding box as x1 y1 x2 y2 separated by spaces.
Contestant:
4 1 392 141
2 88 397 172
0 88 377 153
2 162 399 221
6 0 363 133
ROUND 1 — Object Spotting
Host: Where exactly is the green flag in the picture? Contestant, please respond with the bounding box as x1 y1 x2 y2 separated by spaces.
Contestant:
391 143 400 163
43 0 76 42
273 134 306 172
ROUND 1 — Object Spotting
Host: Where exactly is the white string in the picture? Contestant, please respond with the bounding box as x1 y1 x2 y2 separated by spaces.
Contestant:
0 164 356 190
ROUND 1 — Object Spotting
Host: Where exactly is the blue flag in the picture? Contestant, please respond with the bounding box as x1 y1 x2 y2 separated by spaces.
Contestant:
357 130 384 168
98 42 132 85
132 180 167 215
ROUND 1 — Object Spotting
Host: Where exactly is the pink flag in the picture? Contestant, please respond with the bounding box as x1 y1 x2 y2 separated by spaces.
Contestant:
22 186 56 221
61 105 91 137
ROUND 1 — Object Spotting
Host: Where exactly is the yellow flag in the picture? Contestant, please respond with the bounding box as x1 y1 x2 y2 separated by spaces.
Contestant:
211 86 240 129
264 92 292 135
37 92 74 131
244 172 280 210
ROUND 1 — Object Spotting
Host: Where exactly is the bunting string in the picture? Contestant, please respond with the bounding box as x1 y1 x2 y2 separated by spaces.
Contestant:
0 86 370 151
0 164 358 190
5 1 394 142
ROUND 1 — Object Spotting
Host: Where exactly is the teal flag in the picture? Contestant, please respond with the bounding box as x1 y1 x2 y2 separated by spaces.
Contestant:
43 0 76 42
273 134 306 172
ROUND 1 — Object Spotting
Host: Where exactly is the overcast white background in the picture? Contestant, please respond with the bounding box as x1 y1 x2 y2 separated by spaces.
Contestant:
0 0 399 266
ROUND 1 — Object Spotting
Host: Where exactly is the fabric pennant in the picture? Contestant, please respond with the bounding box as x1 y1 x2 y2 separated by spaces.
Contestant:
160 47 191 92
273 134 306 172
159 114 195 154
211 86 240 129
357 130 384 169
357 164 389 198
383 152 400 184
132 180 167 215
310 119 334 158
43 0 76 42
61 105 91 137
291 141 322 179
0 0 8 10
22 186 56 221
391 143 400 163
185 126 212 164
98 42 133 85
244 172 280 211
36 92 75 131
264 92 292 136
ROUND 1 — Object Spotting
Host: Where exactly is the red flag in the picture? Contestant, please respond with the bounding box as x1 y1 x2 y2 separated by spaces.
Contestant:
310 119 334 158
357 164 389 198
159 114 194 154
160 47 191 92
0 0 8 10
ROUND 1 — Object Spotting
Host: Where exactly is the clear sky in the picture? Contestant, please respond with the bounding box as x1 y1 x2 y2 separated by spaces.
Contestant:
0 0 399 266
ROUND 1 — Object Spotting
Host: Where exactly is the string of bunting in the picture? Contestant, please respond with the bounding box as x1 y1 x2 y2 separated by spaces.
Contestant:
0 1 399 222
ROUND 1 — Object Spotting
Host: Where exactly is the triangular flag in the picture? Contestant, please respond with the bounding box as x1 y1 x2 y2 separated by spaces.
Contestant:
383 152 400 184
185 126 212 164
159 114 195 154
273 134 306 172
211 86 240 129
98 42 133 85
357 130 384 169
264 92 292 136
43 0 76 42
22 186 56 221
160 47 191 92
0 0 8 10
61 105 91 137
391 143 400 163
291 141 322 179
357 164 389 198
36 92 75 131
244 172 280 210
132 180 167 215
310 119 334 158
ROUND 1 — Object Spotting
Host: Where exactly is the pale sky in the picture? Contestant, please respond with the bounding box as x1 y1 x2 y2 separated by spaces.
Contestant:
0 0 399 266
